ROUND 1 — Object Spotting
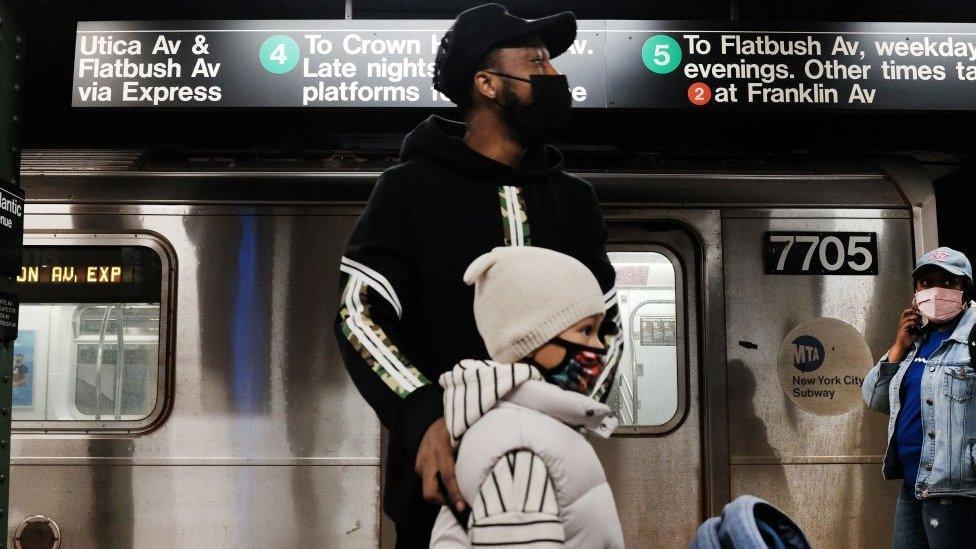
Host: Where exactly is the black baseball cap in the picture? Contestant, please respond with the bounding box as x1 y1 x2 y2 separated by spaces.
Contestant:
433 3 577 104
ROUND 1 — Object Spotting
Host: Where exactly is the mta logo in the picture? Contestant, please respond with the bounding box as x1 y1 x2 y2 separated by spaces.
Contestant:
792 335 825 372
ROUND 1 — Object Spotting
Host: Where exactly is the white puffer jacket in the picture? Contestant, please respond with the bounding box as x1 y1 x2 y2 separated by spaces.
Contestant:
429 360 625 549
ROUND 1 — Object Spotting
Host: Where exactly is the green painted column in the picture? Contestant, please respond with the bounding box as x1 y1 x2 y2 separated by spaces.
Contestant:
0 1 24 546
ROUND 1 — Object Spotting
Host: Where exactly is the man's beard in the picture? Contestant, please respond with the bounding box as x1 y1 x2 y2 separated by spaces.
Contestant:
495 84 531 145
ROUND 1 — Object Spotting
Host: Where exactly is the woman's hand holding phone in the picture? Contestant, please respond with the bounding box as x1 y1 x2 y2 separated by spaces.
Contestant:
888 303 922 363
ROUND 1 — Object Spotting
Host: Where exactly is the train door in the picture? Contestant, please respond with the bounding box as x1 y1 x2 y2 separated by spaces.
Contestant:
722 209 914 548
593 219 716 547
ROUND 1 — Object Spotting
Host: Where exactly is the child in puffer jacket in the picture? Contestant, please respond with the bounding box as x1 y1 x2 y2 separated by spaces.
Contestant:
429 246 625 549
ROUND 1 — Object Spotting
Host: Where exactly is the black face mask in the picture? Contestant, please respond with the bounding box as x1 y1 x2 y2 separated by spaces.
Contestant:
528 336 608 397
487 72 573 146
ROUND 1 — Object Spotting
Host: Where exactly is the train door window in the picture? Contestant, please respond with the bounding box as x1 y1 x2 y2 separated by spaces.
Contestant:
11 237 172 432
608 250 683 432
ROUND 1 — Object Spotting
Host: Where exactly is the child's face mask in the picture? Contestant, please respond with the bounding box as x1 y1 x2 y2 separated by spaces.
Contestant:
914 286 965 323
531 336 607 396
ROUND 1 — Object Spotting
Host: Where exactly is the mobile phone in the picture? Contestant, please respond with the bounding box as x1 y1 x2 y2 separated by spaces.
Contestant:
910 308 926 332
437 471 471 531
908 298 924 333
908 319 923 333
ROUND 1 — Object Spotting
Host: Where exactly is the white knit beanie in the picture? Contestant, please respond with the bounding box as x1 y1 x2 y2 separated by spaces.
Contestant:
463 246 606 363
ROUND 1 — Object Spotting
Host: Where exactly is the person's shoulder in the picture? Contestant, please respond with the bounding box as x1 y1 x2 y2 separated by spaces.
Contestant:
380 157 450 182
552 169 592 189
468 401 575 442
551 170 598 203
372 158 453 200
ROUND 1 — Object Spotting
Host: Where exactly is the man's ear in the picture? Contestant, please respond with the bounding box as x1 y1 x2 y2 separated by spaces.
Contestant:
472 70 498 102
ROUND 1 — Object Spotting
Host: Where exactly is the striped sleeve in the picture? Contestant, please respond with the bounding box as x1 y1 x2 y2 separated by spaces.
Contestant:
338 256 427 397
333 173 442 454
591 288 623 402
577 179 623 404
440 361 543 447
468 450 564 548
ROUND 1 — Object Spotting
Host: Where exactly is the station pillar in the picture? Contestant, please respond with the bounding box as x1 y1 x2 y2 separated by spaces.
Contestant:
0 1 26 546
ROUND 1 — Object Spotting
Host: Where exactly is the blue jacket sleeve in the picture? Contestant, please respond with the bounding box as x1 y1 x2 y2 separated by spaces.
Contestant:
862 352 901 415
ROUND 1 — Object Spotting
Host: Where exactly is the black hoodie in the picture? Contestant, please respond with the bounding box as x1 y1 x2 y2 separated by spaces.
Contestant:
333 115 622 526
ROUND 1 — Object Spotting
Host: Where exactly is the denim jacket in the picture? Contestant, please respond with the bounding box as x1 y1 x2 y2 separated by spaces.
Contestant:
691 495 810 549
862 303 976 499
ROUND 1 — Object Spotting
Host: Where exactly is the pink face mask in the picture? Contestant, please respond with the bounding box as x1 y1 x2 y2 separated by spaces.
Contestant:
914 287 965 323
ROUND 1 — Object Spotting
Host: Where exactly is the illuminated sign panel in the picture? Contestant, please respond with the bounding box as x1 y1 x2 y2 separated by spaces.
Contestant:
17 247 162 303
73 20 976 110
71 20 605 108
18 265 124 284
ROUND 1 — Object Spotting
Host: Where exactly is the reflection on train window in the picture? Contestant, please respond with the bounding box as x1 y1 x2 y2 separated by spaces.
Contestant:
12 245 165 426
13 305 160 421
608 251 679 428
74 305 159 418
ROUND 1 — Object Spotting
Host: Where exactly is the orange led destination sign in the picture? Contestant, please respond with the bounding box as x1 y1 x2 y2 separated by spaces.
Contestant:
17 265 125 284
17 246 162 304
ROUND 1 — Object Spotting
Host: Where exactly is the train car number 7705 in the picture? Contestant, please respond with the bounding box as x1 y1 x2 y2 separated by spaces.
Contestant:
763 232 878 275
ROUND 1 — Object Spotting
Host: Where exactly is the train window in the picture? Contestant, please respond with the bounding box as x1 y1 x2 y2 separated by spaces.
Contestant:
11 238 172 432
608 251 682 431
640 316 676 346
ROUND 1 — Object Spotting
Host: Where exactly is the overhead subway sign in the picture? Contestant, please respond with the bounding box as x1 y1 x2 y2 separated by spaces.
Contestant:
73 20 976 110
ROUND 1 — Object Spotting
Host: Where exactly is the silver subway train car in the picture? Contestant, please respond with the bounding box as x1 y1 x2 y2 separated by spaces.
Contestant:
6 151 933 548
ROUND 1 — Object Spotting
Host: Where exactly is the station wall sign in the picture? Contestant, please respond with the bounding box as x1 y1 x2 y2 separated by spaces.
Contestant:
0 292 17 343
73 20 976 110
0 186 24 277
72 20 605 108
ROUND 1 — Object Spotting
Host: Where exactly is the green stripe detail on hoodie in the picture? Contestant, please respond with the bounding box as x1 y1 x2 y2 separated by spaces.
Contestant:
499 185 532 246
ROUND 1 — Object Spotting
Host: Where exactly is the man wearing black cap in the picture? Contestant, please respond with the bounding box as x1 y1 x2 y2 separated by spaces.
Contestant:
333 4 623 546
